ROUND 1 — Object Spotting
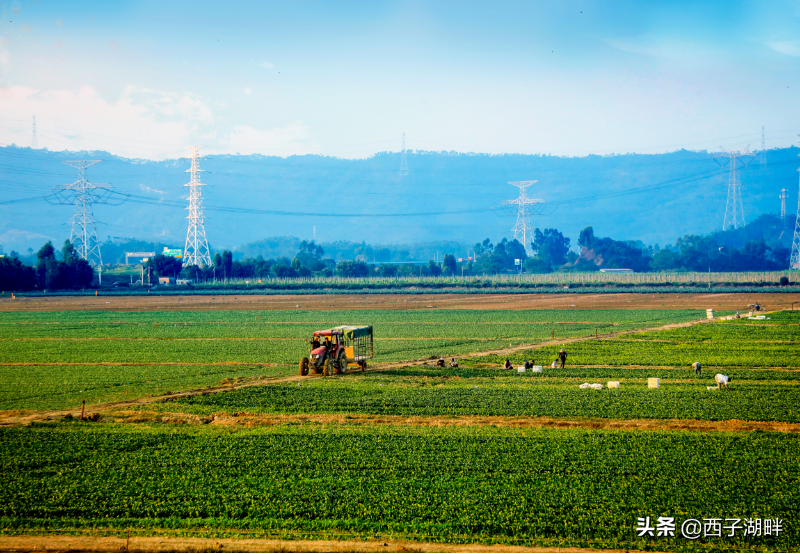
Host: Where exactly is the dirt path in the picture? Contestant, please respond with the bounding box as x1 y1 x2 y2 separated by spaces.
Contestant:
2 291 798 312
103 409 800 434
0 534 620 553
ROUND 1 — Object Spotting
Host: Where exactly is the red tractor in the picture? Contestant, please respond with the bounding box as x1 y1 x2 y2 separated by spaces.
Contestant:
299 325 374 376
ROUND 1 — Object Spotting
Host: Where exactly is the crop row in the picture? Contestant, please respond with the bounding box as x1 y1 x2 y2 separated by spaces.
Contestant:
0 364 293 410
0 424 796 551
629 322 800 342
474 339 800 368
0 321 619 341
0 308 706 326
176 376 800 422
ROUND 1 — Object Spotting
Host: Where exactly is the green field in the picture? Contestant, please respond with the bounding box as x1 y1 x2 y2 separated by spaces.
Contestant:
174 368 800 422
0 423 797 552
0 308 705 410
0 304 798 552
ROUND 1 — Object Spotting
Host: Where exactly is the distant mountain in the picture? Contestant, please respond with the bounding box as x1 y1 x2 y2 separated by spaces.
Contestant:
1 145 797 254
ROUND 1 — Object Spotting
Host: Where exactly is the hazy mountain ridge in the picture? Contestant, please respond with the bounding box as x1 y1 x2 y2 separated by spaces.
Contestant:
1 145 797 254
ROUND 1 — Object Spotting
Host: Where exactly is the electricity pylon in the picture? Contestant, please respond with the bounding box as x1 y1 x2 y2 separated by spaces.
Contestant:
498 181 544 256
399 132 408 174
780 188 788 222
32 115 37 149
52 160 113 266
790 136 800 269
182 146 212 268
714 146 755 231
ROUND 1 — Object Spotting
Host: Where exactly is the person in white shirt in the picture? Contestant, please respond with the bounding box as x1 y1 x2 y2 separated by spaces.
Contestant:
715 373 731 390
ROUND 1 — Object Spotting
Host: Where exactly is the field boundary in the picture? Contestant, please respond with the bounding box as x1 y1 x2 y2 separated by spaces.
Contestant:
100 409 800 434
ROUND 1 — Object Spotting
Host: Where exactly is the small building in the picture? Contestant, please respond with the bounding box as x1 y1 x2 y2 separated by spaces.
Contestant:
158 277 176 285
176 279 192 286
599 268 634 274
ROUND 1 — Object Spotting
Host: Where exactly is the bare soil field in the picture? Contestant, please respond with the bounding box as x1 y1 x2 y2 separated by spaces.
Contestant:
2 291 798 312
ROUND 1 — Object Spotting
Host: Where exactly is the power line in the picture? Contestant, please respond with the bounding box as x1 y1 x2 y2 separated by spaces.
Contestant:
497 181 544 255
714 147 755 231
50 161 114 266
780 188 788 222
790 135 800 269
182 147 212 268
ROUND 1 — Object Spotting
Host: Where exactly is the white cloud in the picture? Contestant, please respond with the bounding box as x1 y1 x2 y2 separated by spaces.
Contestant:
0 85 215 160
139 184 165 195
0 84 317 160
766 40 800 57
605 35 705 59
243 87 252 94
253 60 275 69
219 123 318 157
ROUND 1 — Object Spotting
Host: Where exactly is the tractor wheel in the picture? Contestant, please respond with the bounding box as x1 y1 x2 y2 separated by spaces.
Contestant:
299 357 310 376
359 361 367 372
337 352 348 374
325 357 336 377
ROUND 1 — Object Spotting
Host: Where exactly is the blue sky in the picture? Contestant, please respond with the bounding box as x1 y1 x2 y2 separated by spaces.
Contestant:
0 0 799 159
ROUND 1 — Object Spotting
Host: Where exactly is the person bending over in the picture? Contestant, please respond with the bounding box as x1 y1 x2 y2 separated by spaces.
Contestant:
715 373 731 390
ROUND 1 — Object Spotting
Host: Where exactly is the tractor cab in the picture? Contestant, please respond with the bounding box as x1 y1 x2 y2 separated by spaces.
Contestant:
300 325 373 376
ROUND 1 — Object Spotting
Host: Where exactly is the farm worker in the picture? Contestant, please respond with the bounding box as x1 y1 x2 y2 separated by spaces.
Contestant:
558 349 567 369
503 359 513 370
715 373 731 390
523 360 531 370
692 362 702 376
450 358 459 368
311 337 320 349
321 337 332 362
436 357 446 368
755 303 761 312
735 310 740 319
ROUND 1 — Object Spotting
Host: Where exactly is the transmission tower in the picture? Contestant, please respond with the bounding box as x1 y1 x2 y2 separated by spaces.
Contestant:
790 136 800 269
498 181 544 256
781 188 788 222
182 146 212 268
714 147 755 231
399 132 408 174
761 125 766 165
52 161 113 266
31 115 37 149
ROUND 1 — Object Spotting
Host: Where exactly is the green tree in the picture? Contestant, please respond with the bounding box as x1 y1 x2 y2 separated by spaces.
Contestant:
337 260 369 277
532 228 570 268
379 264 398 277
578 226 595 248
443 254 457 274
147 254 183 278
426 259 442 277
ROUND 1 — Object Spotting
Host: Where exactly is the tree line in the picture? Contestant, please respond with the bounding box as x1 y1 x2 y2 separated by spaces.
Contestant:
0 215 794 290
0 241 94 291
